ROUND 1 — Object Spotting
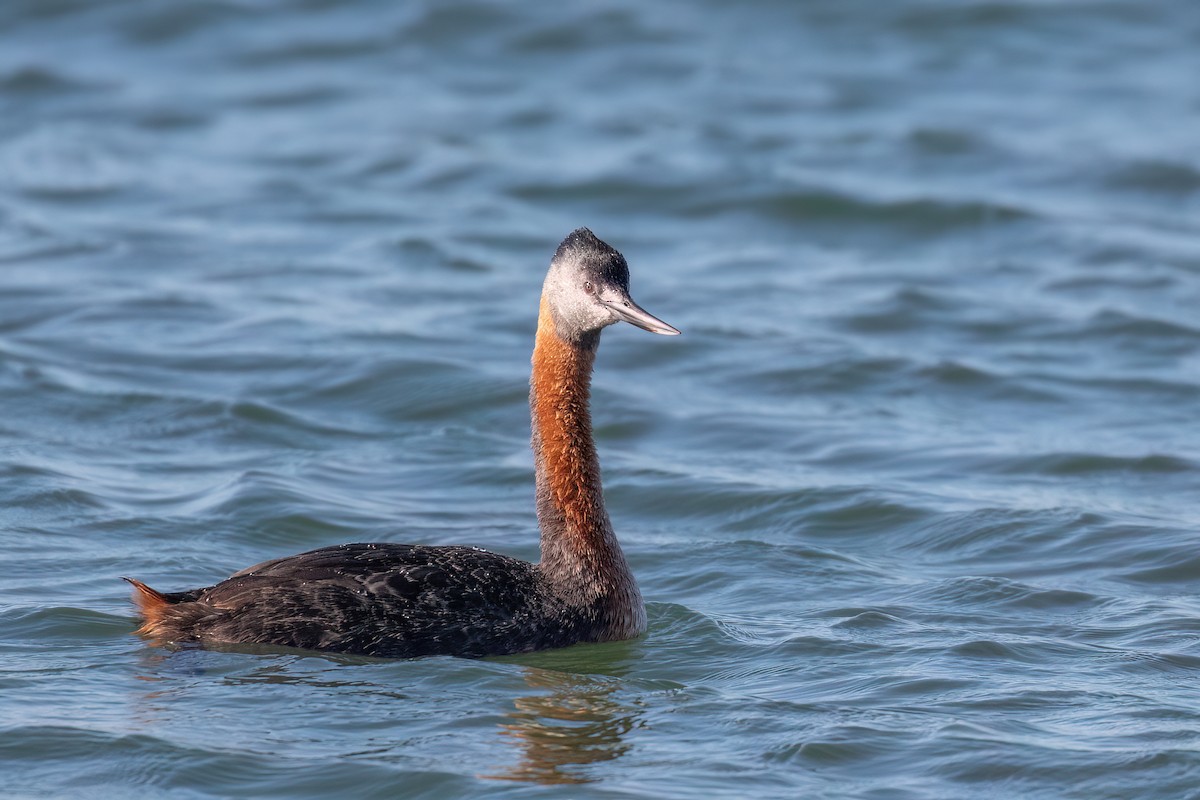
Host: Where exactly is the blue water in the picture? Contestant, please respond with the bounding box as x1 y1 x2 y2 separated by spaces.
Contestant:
3 1 1200 797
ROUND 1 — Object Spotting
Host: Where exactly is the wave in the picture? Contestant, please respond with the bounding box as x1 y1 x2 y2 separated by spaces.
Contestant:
0 724 467 799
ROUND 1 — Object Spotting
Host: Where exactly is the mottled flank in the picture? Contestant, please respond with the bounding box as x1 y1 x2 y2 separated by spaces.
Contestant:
131 544 585 658
125 230 673 658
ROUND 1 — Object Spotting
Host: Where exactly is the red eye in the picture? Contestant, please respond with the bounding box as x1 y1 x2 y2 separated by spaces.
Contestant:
584 281 594 293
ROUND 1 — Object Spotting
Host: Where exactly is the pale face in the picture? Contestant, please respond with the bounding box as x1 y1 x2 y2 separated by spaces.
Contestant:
543 228 680 342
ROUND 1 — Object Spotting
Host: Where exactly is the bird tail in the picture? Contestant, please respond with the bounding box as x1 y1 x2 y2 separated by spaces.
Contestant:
122 577 172 637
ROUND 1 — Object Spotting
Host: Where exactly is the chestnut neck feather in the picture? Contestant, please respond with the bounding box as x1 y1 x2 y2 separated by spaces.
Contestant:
529 297 640 617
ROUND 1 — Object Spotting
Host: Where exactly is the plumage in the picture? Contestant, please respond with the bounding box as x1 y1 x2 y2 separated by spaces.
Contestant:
125 228 679 658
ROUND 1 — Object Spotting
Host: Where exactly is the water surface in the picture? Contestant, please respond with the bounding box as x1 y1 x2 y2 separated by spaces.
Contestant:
2 1 1200 797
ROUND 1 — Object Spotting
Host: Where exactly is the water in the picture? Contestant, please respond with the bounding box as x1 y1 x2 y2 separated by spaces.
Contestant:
2 0 1199 797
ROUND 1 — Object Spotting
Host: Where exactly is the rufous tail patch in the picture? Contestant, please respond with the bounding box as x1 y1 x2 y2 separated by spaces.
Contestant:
122 577 171 637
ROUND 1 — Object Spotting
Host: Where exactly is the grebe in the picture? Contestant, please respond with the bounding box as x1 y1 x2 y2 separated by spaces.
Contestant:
124 228 680 658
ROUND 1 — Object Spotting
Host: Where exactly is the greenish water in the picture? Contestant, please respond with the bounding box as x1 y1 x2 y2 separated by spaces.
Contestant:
3 1 1200 797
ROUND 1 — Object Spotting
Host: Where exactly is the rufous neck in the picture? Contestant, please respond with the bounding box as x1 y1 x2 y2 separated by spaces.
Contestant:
529 297 637 602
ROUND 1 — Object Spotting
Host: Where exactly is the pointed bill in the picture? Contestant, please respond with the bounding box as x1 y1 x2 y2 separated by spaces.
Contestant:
602 295 681 336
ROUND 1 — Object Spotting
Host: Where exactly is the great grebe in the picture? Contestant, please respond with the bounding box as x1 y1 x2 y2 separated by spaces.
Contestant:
125 228 679 658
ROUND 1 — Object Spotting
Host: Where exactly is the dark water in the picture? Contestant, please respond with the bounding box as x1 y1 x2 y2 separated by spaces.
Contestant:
3 1 1200 797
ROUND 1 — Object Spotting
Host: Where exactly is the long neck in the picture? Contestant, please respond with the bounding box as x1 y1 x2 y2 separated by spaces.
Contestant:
529 297 644 634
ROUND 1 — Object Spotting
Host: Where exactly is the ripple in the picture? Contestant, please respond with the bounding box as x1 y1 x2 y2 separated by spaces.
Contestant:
801 493 934 539
0 606 129 642
947 639 1044 662
234 36 389 67
748 355 910 395
293 355 526 427
1083 308 1200 352
706 186 1034 232
830 611 907 630
506 176 699 215
1104 158 1200 195
992 452 1196 477
1120 553 1200 585
235 85 348 110
399 2 518 43
790 734 900 767
1 126 141 197
0 211 112 267
0 65 102 94
509 9 682 53
120 0 248 43
0 725 471 799
906 576 1052 607
907 126 993 156
915 360 1063 402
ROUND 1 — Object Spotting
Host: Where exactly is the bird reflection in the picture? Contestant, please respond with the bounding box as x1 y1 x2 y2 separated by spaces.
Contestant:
128 642 644 786
486 665 642 785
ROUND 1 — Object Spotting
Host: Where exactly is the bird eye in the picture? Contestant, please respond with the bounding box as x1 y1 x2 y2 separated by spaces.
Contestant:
584 281 594 294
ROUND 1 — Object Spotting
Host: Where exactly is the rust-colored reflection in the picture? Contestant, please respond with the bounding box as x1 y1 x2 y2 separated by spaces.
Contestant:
128 646 194 729
487 667 642 785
